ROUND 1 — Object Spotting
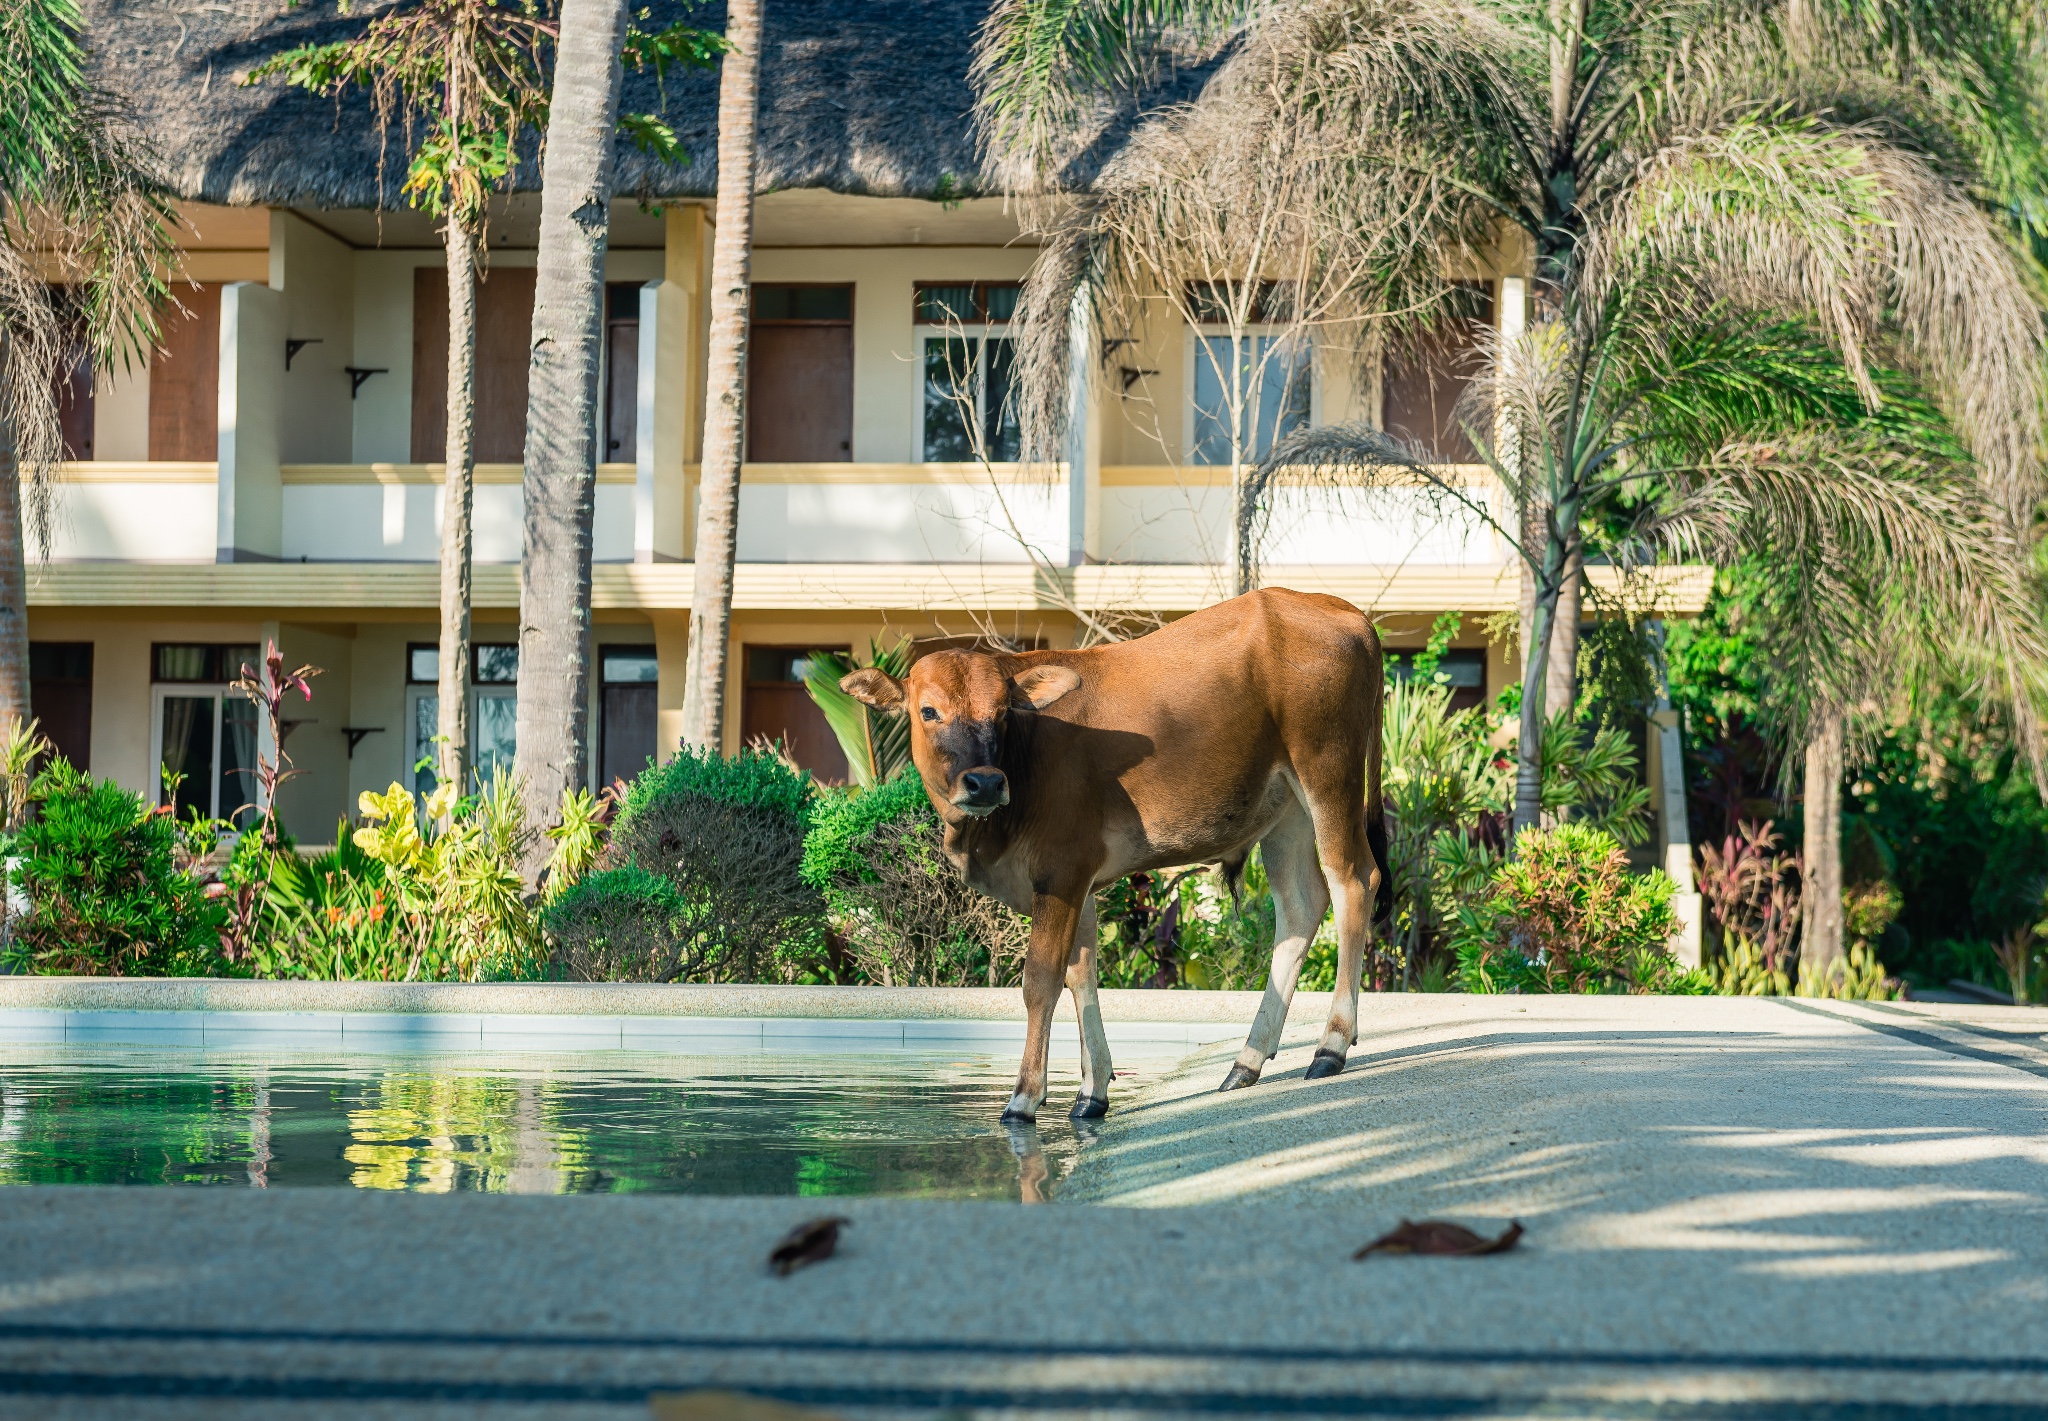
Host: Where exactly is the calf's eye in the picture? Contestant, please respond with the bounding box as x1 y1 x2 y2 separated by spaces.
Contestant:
921 706 939 722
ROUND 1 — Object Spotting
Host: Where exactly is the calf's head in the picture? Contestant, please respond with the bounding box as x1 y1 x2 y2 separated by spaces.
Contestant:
841 652 1079 819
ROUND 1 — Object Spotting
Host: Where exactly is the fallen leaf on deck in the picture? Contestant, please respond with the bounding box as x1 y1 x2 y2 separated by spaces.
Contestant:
1353 1219 1523 1258
769 1216 851 1276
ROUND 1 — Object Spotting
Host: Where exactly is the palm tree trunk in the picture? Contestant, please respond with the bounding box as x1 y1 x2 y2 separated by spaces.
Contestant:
1512 512 1574 840
1545 549 1582 719
1800 711 1846 985
513 0 628 861
680 0 762 752
436 218 479 795
0 411 26 730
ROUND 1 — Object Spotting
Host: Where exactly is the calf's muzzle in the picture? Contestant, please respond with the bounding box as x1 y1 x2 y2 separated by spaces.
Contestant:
953 768 1010 815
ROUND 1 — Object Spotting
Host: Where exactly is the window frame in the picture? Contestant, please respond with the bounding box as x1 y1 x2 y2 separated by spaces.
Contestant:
912 283 1023 465
1181 323 1320 468
149 682 258 825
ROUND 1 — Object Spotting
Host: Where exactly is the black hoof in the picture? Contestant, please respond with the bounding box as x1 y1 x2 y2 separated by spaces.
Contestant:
1303 1048 1347 1080
1070 1095 1108 1120
1000 1108 1038 1124
1218 1063 1261 1092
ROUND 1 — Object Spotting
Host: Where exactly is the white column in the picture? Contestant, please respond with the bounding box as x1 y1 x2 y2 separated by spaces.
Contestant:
1650 685 1702 966
635 279 689 563
1063 285 1100 566
217 282 285 562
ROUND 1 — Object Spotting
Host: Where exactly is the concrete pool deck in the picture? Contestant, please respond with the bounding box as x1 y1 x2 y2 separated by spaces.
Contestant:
1 993 2046 1419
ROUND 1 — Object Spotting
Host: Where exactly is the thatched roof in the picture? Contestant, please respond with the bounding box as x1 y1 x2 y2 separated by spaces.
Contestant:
83 0 1005 209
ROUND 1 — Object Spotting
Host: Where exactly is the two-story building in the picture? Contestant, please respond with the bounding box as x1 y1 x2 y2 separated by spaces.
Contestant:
50 0 1705 855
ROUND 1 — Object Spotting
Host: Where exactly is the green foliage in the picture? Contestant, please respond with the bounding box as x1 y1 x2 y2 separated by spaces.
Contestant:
620 741 812 821
802 774 1028 986
803 640 914 789
597 746 826 982
1452 825 1696 995
5 760 225 976
543 865 694 982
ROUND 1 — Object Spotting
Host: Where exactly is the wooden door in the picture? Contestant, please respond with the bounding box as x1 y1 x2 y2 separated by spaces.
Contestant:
412 267 538 463
600 683 657 785
747 285 853 462
740 646 850 782
56 355 93 460
1383 284 1494 461
148 283 220 461
29 642 92 771
605 282 640 463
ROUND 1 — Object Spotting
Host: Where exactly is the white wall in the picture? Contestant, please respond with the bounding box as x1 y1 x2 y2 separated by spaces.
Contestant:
281 480 634 562
1098 482 1499 566
272 212 357 464
750 247 1038 465
49 482 218 561
735 479 1066 563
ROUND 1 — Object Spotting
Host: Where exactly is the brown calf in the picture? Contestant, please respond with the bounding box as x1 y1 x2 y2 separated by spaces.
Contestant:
842 587 1386 1121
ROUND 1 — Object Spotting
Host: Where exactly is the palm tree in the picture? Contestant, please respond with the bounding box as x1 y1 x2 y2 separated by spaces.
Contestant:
974 0 2048 845
253 4 713 798
249 1 554 797
680 0 763 752
0 0 171 725
512 0 631 861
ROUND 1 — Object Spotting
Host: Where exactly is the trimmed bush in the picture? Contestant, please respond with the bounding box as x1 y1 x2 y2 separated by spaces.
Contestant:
544 865 696 981
6 761 225 976
802 772 1029 987
1452 824 1700 994
589 745 825 981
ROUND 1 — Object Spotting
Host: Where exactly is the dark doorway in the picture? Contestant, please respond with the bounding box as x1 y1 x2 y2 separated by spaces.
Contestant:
740 646 850 782
1383 282 1495 462
605 283 641 464
55 353 93 460
599 644 658 788
29 642 92 771
747 285 853 462
149 283 221 462
411 266 539 463
1384 647 1488 714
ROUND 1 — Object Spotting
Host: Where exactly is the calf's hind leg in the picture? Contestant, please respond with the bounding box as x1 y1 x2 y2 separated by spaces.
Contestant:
1219 801 1331 1091
1302 787 1378 1081
1065 895 1113 1118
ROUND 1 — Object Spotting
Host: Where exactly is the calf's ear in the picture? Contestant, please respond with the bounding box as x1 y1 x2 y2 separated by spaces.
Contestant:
1010 664 1081 711
840 669 906 711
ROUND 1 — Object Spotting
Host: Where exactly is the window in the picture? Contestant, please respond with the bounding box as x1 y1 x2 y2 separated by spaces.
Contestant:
406 641 518 792
916 282 1021 463
599 644 659 787
411 267 536 463
1190 333 1310 465
1386 647 1488 713
30 642 92 771
151 643 262 826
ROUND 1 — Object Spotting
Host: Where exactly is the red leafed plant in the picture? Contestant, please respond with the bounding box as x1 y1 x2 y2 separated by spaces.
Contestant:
1695 820 1803 979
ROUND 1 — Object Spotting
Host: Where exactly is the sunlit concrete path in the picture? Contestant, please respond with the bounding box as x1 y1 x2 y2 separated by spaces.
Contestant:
1 995 2046 1420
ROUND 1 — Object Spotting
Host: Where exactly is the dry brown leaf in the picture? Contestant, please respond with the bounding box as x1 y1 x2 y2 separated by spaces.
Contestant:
768 1216 851 1276
1353 1219 1523 1258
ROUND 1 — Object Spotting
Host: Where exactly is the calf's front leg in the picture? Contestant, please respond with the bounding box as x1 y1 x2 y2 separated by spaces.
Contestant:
1004 886 1086 1123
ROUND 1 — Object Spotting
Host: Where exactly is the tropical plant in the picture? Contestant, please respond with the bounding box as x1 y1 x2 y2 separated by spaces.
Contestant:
680 0 763 752
4 759 224 976
973 0 2048 854
803 640 914 788
801 772 1031 986
597 744 827 981
543 863 695 981
1450 823 1694 994
249 1 716 795
1696 819 1802 991
1797 880 1903 1000
0 716 50 835
0 0 172 722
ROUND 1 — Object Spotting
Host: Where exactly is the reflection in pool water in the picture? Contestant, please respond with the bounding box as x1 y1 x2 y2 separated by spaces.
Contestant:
0 1050 1110 1201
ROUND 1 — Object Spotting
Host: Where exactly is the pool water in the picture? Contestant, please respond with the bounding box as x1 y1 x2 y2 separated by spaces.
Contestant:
0 1049 1115 1201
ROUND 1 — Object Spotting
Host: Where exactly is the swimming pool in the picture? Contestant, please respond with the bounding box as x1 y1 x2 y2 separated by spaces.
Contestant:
0 1048 1118 1201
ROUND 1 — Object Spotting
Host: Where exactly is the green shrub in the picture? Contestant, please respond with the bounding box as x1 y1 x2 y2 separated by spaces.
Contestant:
1452 824 1701 994
6 760 225 976
801 772 1028 986
544 865 696 981
597 745 825 981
